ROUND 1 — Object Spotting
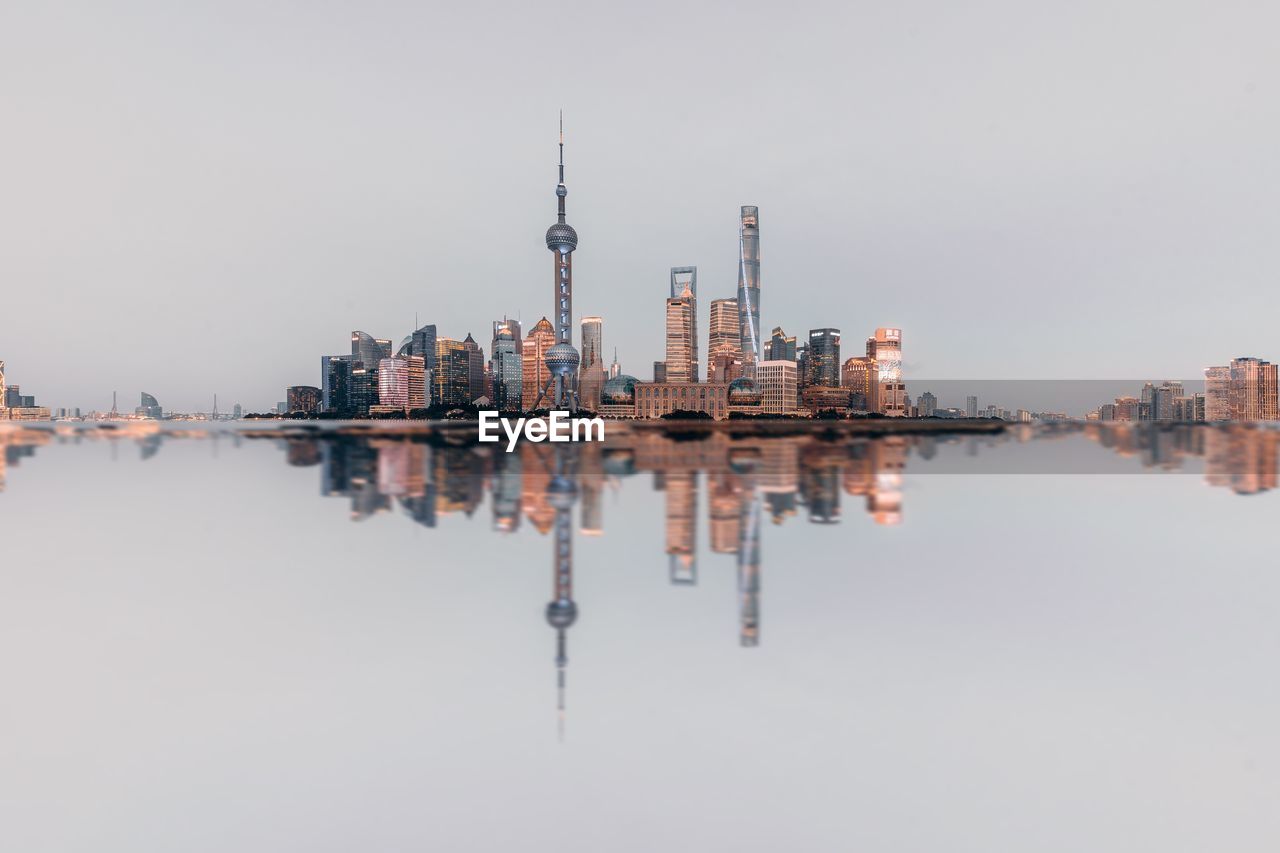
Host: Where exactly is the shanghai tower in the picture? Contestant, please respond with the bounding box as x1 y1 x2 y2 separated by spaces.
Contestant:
534 113 581 411
736 206 761 369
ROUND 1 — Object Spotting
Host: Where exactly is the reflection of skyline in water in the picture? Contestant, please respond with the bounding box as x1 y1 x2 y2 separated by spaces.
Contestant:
2 421 1278 738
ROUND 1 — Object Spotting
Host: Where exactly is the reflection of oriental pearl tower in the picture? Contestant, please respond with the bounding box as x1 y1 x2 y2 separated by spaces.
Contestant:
545 449 579 738
534 113 580 411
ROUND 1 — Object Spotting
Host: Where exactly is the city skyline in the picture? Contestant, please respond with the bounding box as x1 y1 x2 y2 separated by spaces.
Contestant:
5 3 1279 412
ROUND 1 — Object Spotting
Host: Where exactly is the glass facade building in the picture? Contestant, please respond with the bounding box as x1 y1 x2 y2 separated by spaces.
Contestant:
736 206 761 368
806 328 840 387
664 284 696 383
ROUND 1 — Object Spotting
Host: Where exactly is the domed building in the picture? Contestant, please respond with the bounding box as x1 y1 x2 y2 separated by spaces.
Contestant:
598 374 639 418
727 377 763 415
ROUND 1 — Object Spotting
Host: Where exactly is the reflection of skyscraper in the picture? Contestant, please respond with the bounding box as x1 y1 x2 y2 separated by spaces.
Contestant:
737 487 761 647
736 206 761 368
1204 425 1279 494
665 470 697 584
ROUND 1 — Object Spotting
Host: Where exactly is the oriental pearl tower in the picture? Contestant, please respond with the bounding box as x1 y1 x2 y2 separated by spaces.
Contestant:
534 113 581 411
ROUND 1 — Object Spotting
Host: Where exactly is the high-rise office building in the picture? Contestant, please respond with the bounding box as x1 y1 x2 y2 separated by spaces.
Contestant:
579 316 605 410
664 283 696 383
348 365 375 415
757 360 798 414
398 324 438 404
869 328 905 416
608 348 621 380
841 356 880 413
434 338 472 408
321 355 352 413
707 298 740 379
522 317 556 410
966 395 979 418
351 331 391 367
375 359 423 411
491 320 523 411
736 206 761 368
1229 357 1279 421
670 267 698 381
806 328 841 387
534 114 581 410
768 327 796 362
286 386 321 414
917 391 938 417
1204 366 1231 421
462 334 486 402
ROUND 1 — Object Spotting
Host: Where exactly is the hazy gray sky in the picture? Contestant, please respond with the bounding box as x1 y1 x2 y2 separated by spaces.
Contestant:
3 1 1278 412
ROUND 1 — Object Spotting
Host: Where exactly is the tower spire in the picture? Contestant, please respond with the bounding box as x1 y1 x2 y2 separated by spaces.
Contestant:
556 111 566 223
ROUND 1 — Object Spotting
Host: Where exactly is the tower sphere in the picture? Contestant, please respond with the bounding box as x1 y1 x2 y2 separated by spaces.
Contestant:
728 376 763 404
545 222 578 253
544 341 580 377
546 599 578 629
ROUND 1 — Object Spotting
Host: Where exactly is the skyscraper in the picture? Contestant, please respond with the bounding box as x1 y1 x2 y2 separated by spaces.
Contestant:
707 298 740 379
736 206 761 369
434 338 471 408
1204 366 1231 421
966 395 979 418
534 114 581 411
462 334 486 402
670 267 698 380
377 358 409 410
841 356 880 413
664 283 696 383
869 328 906 416
321 355 352 413
522 317 556 410
806 328 841 387
1229 357 1279 421
491 320 523 411
398 324 437 405
579 316 605 410
768 327 796 362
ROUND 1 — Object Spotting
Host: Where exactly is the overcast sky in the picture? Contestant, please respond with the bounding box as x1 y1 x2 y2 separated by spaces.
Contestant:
3 1 1278 412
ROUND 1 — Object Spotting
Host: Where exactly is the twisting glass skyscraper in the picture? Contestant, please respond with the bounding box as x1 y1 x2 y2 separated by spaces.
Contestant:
736 206 761 369
534 114 581 411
